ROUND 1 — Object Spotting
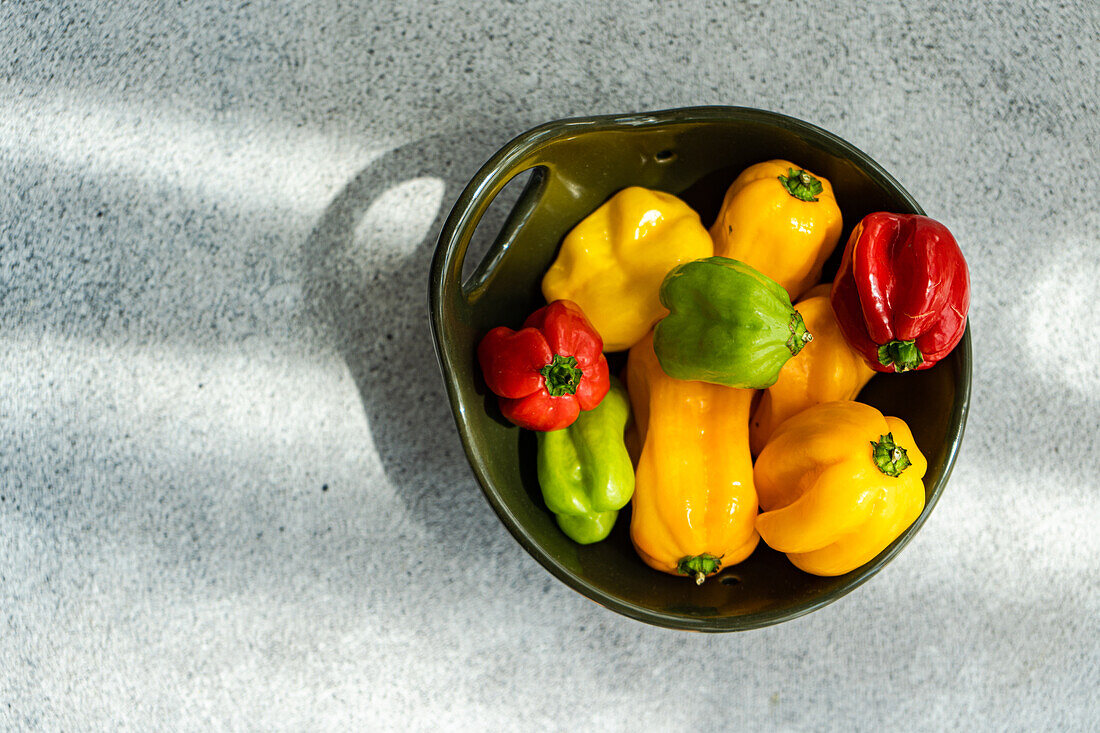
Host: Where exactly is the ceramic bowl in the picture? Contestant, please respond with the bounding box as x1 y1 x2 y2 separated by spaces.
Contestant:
429 107 970 631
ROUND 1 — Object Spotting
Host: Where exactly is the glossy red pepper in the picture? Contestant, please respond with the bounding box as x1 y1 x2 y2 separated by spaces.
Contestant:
477 300 610 431
831 213 970 372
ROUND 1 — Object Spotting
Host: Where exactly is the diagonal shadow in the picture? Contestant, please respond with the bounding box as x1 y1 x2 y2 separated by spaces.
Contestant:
301 128 525 556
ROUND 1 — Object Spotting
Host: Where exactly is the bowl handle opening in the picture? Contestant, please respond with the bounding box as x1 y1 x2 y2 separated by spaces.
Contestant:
434 157 550 315
461 166 548 302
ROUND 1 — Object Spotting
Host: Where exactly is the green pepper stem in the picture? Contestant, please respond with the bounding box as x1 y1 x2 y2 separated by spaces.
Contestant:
877 339 923 372
786 310 812 356
871 433 912 477
778 168 824 202
541 354 583 397
677 553 723 585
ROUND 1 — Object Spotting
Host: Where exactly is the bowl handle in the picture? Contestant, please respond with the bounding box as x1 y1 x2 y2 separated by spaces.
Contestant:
461 167 547 301
433 157 549 310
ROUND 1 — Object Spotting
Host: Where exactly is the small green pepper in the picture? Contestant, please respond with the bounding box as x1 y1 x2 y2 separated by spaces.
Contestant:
536 377 634 544
653 256 812 389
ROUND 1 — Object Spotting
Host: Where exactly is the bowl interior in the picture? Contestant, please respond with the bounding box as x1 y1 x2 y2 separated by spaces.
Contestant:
430 108 970 631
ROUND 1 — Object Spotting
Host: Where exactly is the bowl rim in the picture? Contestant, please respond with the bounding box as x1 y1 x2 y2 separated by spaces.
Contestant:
429 105 972 631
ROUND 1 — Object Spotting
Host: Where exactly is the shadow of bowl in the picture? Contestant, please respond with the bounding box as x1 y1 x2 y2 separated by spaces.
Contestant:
302 129 535 559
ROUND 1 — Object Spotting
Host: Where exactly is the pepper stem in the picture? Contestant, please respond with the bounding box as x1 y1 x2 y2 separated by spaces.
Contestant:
878 339 923 372
778 168 824 202
677 553 723 585
786 310 813 356
540 354 583 397
871 433 912 477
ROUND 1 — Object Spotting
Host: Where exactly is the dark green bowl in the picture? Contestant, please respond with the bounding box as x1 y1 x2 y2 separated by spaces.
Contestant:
429 107 971 631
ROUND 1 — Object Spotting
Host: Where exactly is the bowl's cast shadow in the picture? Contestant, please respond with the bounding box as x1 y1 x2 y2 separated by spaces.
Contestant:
301 130 521 558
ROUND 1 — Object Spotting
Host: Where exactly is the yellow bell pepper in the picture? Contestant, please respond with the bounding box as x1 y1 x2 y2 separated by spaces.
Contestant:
754 401 927 576
708 160 842 300
749 285 876 455
625 331 759 584
542 187 713 352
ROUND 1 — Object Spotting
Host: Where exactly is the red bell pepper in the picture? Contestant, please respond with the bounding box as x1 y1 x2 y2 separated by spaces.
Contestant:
477 300 610 431
831 212 970 373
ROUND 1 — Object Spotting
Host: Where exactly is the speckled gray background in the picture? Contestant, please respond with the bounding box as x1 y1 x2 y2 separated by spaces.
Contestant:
2 1 1098 730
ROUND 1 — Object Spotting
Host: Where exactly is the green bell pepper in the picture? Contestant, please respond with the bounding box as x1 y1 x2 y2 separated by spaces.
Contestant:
536 377 634 544
653 256 812 389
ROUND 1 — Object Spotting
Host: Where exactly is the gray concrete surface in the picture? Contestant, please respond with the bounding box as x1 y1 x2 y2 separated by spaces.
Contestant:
2 1 1098 730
